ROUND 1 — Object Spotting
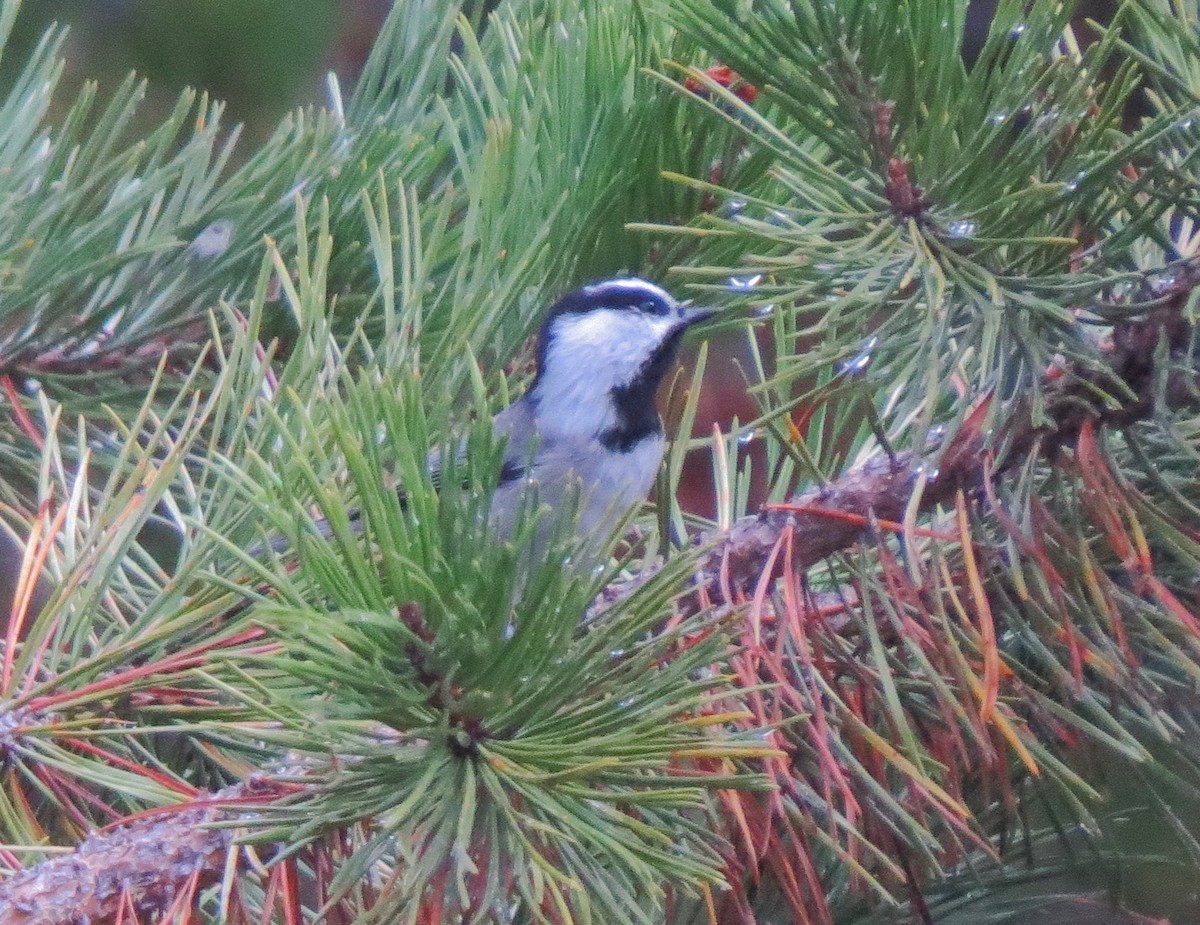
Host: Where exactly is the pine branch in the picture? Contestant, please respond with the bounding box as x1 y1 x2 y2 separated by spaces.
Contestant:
678 257 1200 611
5 2 1200 920
0 778 288 925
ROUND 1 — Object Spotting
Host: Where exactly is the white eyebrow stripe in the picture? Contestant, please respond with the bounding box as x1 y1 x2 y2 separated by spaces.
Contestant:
581 278 674 304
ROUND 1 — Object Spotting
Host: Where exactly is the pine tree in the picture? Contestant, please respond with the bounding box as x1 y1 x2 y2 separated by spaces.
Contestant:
1 0 1200 923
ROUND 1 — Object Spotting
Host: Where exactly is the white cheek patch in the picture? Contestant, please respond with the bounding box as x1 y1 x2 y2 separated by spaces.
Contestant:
535 308 675 439
552 310 659 385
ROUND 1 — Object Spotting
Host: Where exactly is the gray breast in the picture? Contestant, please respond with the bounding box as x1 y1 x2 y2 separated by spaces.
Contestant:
489 399 665 552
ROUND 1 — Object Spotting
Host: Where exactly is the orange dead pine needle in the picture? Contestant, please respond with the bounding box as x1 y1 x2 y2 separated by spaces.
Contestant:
179 869 206 925
980 453 1068 598
115 889 138 925
1076 420 1139 563
778 534 862 835
773 800 833 925
1080 551 1137 666
1 376 44 449
1144 572 1200 639
24 625 267 709
279 856 303 925
956 491 1000 724
749 525 789 650
1077 421 1200 637
258 868 281 925
4 500 68 691
700 882 719 925
719 787 762 872
1062 615 1086 692
65 739 199 799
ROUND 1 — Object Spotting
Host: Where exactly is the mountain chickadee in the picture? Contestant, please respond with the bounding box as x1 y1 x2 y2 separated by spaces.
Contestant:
268 277 714 558
484 276 714 546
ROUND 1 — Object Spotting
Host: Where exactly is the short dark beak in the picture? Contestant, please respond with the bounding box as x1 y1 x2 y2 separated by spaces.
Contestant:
677 304 717 328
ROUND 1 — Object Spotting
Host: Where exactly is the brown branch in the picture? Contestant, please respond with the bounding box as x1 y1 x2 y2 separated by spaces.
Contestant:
0 778 287 925
681 260 1200 611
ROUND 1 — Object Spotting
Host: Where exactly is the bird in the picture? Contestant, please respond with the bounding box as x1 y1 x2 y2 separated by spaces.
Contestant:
261 277 714 559
485 276 714 547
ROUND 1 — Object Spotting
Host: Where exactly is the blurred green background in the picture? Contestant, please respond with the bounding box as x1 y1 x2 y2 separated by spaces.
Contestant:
5 0 390 142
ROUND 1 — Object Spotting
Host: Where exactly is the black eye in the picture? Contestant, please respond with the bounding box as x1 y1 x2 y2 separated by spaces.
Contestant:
640 299 667 315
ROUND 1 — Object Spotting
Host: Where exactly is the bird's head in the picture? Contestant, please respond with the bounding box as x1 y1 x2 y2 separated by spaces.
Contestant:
530 278 714 448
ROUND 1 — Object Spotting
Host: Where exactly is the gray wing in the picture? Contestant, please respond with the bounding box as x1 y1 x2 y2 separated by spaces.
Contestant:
490 398 540 487
488 399 663 545
425 399 537 492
